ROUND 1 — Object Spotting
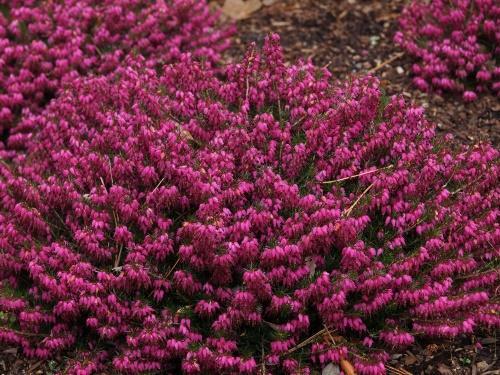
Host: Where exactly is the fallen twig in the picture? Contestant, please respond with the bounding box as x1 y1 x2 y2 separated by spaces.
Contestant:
368 52 404 74
343 183 374 217
322 165 393 184
28 360 45 373
165 257 181 279
285 328 327 355
386 365 412 375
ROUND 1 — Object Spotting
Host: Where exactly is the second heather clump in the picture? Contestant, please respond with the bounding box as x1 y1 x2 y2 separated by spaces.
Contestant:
395 0 499 101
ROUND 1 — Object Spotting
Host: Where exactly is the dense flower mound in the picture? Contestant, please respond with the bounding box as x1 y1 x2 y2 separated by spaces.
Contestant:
395 0 500 101
0 0 233 153
0 36 499 374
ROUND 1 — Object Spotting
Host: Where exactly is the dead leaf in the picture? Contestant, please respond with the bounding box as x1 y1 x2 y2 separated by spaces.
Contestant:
340 359 356 375
264 320 283 332
476 361 488 372
404 351 418 366
322 363 341 375
424 343 439 356
271 20 290 27
437 363 453 375
180 128 194 142
2 347 18 355
222 0 262 20
28 360 44 373
305 257 316 278
375 13 399 22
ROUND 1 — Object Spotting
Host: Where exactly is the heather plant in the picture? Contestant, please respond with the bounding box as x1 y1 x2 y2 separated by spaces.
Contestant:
0 0 233 154
395 0 499 101
0 36 499 374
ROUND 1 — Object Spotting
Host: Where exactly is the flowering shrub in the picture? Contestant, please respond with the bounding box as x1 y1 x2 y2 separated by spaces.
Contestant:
0 0 233 153
395 0 500 101
0 35 499 374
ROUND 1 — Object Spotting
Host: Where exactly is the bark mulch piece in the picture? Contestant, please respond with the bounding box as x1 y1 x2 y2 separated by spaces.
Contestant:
221 0 499 147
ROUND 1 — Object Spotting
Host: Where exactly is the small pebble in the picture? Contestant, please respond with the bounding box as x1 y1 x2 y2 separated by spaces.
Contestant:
396 66 404 74
370 35 380 46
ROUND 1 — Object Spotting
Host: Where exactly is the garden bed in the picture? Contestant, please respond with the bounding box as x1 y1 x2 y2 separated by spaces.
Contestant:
223 0 499 147
0 0 500 375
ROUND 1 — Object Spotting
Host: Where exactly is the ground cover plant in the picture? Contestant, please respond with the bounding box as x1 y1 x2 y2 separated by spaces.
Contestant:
0 0 233 155
0 35 498 374
395 0 500 101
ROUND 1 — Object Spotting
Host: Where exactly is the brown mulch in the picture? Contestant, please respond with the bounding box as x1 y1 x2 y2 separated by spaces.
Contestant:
222 0 499 147
389 336 498 375
0 349 61 375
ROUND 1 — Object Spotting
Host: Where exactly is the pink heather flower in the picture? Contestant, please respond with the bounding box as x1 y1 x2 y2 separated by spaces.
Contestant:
396 0 499 100
379 330 415 348
0 0 234 155
363 337 374 348
463 90 478 102
354 359 386 375
239 358 257 373
194 300 220 318
0 35 498 374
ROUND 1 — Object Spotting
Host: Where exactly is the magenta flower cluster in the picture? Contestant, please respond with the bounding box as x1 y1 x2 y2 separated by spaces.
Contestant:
0 35 499 374
0 0 233 154
395 0 500 101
